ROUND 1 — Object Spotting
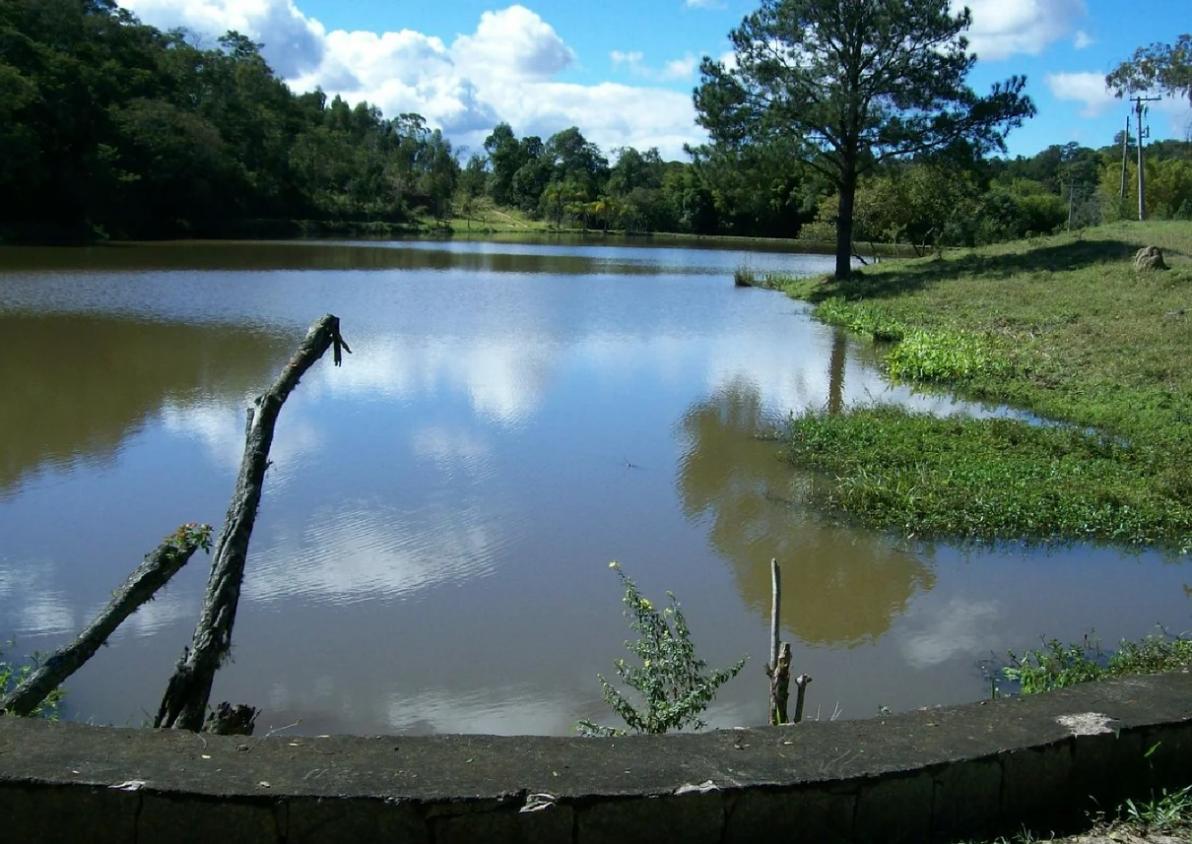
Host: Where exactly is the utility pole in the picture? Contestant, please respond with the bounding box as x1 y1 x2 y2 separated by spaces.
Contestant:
1119 114 1129 200
1132 95 1160 221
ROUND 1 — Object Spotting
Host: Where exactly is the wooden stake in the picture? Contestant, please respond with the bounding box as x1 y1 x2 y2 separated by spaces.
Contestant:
770 643 792 725
0 524 211 717
793 673 812 724
769 558 780 670
155 315 350 731
767 558 792 725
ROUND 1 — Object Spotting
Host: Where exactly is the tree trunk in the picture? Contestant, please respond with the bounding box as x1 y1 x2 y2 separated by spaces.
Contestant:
1 524 211 717
834 168 857 280
155 315 350 731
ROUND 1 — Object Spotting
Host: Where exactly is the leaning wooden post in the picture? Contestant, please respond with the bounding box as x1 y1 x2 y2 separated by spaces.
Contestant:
767 558 792 725
0 524 212 717
155 315 350 732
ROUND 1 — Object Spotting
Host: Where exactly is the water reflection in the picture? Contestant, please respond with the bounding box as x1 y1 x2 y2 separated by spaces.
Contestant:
308 334 555 426
0 241 822 277
0 314 289 493
677 380 935 646
244 501 506 605
827 332 847 415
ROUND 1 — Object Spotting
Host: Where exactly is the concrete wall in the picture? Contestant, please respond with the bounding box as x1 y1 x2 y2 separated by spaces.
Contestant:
1 672 1189 843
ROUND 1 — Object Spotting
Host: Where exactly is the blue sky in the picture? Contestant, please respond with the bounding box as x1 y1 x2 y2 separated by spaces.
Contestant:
118 0 1191 161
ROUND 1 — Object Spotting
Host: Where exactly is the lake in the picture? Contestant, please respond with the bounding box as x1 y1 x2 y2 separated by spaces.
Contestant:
0 238 1187 735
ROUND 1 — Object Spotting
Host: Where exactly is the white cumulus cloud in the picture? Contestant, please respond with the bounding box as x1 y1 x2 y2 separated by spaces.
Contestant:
453 5 575 81
956 0 1087 61
119 0 326 76
116 1 703 158
1047 71 1118 117
611 49 698 82
1047 71 1192 134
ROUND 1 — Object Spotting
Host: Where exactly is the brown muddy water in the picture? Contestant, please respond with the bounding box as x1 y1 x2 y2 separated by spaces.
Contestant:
0 239 1187 735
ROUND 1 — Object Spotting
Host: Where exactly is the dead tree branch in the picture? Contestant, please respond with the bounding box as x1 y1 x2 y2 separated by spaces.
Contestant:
1 524 212 717
155 315 350 731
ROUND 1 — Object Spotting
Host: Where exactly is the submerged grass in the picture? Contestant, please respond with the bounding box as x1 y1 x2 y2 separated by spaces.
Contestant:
775 221 1192 548
785 407 1192 546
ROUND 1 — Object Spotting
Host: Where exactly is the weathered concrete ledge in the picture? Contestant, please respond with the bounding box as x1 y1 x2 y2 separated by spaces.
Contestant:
1 672 1190 843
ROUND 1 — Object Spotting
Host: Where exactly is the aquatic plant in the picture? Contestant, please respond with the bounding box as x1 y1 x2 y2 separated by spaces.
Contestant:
1003 632 1192 696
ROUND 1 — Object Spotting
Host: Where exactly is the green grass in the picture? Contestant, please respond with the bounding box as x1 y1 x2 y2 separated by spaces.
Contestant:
785 407 1192 547
776 221 1192 549
958 782 1192 843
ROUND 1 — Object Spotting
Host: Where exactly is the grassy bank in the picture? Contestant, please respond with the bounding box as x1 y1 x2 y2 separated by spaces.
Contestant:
775 221 1192 549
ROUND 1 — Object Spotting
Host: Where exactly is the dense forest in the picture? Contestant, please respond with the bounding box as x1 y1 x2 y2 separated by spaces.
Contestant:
2 0 1190 244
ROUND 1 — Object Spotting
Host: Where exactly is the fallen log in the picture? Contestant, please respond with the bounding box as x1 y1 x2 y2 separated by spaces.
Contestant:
0 524 212 717
155 315 350 731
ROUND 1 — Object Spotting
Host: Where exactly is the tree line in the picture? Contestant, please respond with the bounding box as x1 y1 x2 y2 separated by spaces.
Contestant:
2 0 1189 252
1 0 459 239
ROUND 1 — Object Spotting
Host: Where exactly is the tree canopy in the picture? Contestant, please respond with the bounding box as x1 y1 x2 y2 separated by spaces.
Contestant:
694 0 1035 278
1107 35 1192 106
0 0 459 239
3 0 1188 247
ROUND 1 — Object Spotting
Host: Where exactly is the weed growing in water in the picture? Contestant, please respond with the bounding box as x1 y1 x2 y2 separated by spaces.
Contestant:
733 265 758 287
814 297 906 341
577 563 746 737
1003 632 1192 696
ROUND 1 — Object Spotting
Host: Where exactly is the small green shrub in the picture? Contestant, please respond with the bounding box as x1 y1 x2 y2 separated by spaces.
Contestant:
1003 638 1105 695
577 563 746 737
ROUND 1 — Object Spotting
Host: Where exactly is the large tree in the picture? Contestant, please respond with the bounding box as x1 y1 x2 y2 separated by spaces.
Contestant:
695 0 1035 279
1107 35 1192 107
